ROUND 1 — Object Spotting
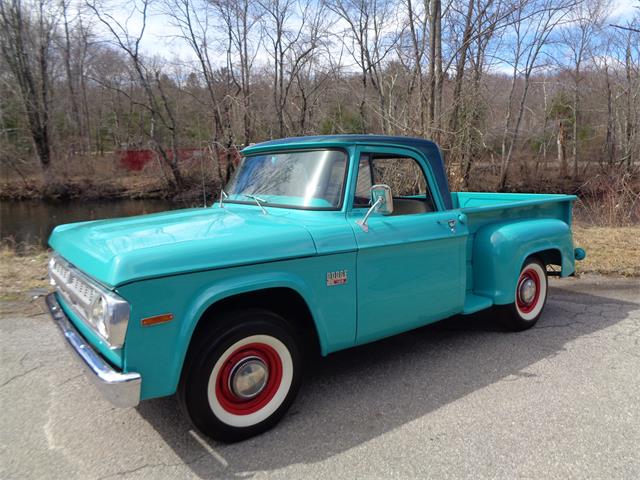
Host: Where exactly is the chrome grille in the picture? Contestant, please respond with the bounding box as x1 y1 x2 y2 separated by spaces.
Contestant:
68 273 99 306
48 253 130 348
49 255 99 321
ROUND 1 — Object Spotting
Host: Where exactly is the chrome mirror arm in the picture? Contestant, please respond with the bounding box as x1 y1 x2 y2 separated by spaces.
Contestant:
219 189 228 208
356 196 383 233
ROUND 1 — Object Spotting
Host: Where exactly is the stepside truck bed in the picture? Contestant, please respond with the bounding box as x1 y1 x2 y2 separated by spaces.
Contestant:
451 192 578 314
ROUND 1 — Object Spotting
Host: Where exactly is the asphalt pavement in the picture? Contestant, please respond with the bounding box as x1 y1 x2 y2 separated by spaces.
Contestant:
1 275 639 479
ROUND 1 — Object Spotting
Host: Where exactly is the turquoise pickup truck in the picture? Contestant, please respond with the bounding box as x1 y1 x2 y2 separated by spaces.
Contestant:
46 135 585 441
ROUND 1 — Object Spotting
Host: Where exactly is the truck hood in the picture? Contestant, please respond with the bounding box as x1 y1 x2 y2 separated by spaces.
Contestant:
48 207 317 287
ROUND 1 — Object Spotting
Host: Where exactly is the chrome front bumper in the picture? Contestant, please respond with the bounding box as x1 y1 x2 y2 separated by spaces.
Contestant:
46 293 141 407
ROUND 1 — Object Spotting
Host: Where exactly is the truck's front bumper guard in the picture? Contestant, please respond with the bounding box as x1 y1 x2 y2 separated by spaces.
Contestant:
46 293 141 408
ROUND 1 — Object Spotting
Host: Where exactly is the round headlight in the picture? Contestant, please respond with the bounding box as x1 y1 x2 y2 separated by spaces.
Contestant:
90 296 109 338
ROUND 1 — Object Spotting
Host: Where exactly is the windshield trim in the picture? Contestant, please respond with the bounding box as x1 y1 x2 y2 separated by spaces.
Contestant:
221 147 351 212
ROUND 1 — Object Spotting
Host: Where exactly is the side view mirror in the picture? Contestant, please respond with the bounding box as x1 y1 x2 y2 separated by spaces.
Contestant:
370 184 394 215
356 184 394 232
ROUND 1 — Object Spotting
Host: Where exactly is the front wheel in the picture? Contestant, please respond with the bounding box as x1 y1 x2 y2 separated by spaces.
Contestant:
496 258 548 331
178 309 302 442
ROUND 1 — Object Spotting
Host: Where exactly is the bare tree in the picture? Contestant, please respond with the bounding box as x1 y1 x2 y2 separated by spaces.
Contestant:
615 12 640 169
165 0 233 184
86 0 184 189
459 2 502 186
289 44 332 135
498 0 574 190
258 0 326 137
400 0 429 135
329 0 401 134
0 0 57 179
210 0 261 145
447 0 509 142
60 0 82 147
427 0 443 138
561 0 609 179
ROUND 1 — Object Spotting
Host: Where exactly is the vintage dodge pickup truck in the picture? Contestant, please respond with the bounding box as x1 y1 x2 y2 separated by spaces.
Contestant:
47 135 585 441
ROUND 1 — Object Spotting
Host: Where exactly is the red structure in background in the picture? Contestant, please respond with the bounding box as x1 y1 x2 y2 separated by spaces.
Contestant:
118 147 241 171
119 149 155 171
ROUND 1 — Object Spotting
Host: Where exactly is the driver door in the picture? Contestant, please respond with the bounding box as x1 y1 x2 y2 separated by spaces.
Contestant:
349 147 467 344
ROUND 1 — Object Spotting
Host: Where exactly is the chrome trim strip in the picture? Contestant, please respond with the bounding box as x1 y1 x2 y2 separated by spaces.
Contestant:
46 293 141 408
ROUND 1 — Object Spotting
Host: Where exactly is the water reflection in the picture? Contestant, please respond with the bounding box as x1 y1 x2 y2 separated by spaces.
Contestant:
0 199 180 248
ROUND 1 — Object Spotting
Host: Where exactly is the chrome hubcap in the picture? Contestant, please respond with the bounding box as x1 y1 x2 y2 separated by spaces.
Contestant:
229 356 269 399
519 278 536 305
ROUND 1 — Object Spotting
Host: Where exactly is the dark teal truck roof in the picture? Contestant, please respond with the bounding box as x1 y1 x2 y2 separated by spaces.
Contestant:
242 135 454 210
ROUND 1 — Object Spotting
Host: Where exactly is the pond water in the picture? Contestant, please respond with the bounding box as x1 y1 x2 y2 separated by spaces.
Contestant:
0 199 182 248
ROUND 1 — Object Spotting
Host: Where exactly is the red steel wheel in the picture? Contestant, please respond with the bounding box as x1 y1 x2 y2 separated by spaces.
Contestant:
516 267 542 315
214 342 283 416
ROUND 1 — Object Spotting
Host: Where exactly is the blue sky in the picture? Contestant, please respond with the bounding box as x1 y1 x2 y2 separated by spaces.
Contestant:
91 0 638 67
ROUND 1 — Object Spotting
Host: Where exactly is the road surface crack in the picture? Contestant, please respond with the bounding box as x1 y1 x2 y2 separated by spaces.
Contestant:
1 365 42 388
95 453 210 480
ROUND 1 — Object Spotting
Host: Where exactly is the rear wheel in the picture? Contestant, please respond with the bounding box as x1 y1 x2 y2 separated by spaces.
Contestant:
178 309 302 442
496 258 548 331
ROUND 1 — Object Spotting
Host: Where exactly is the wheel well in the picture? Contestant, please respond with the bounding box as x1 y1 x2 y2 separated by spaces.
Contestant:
191 287 321 358
528 248 562 269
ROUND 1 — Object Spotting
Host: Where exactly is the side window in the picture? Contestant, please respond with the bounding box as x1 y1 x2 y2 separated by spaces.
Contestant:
324 158 347 205
354 157 373 207
354 154 436 214
371 157 427 196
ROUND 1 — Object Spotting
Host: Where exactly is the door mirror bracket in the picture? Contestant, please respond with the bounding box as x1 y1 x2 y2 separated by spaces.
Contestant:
356 184 394 232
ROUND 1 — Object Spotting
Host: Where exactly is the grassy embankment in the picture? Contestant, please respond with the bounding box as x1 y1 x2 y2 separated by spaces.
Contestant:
1 226 638 302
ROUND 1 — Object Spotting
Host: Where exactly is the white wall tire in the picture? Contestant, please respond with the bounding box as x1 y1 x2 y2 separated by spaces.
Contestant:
497 258 548 331
178 309 302 442
515 261 547 321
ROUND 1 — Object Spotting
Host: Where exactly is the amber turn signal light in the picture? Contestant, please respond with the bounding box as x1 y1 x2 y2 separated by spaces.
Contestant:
141 313 174 326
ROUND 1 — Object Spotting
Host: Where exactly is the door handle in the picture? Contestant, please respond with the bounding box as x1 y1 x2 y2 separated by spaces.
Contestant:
438 219 457 233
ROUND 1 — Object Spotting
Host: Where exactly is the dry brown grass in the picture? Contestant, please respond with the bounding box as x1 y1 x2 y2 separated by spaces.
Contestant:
0 247 49 301
573 225 640 277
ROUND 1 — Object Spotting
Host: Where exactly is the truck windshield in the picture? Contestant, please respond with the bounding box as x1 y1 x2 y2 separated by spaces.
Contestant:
223 149 348 210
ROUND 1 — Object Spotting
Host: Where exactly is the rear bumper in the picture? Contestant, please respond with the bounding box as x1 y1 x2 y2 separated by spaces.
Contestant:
46 293 141 408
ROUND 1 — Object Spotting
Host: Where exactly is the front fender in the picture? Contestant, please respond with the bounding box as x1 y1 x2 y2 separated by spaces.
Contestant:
119 253 356 400
472 219 574 305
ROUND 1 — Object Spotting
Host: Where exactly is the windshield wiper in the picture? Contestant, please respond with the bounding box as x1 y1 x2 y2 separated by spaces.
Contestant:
243 194 269 214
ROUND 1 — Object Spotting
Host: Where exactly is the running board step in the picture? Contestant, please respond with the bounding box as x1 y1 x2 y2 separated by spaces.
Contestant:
463 294 493 314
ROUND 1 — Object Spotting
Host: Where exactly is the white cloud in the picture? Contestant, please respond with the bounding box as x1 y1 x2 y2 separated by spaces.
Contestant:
610 0 639 20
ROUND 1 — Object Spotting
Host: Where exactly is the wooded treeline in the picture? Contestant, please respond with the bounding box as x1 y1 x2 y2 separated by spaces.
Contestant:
0 0 638 192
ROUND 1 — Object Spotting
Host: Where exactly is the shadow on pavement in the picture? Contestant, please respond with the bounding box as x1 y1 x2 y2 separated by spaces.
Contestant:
136 281 639 478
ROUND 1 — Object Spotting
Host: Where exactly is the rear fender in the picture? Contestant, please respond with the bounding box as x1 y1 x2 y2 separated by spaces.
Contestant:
472 219 574 305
